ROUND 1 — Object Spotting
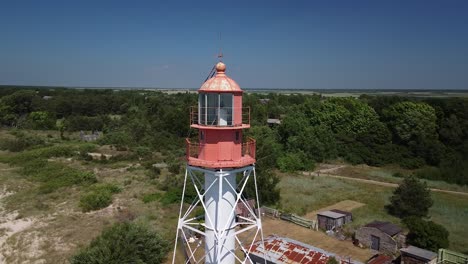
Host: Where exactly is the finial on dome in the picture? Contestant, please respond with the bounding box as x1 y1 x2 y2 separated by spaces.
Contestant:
216 62 226 73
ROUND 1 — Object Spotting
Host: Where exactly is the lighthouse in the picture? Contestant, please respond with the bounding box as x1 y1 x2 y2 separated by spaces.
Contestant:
172 61 265 264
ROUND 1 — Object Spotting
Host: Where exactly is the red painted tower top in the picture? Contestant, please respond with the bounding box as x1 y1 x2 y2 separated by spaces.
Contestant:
186 62 255 168
199 62 242 93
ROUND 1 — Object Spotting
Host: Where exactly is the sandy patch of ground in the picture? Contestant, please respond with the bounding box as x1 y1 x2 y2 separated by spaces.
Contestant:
304 200 365 220
0 187 38 263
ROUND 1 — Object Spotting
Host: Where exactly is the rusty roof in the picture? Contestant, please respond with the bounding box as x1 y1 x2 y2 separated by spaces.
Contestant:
367 254 393 264
249 235 362 264
364 221 402 237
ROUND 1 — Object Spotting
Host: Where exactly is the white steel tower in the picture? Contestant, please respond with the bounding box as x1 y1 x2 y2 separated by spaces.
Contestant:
172 62 265 264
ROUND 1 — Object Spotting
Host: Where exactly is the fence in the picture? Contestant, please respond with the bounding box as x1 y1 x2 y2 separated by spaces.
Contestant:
280 213 318 230
260 206 318 231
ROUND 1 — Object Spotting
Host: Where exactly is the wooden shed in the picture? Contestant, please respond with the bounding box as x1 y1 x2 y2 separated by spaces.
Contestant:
401 246 437 264
317 210 352 231
331 209 353 223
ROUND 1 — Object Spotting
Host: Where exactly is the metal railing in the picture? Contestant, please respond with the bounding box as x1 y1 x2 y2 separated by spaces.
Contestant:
190 106 250 127
186 137 256 161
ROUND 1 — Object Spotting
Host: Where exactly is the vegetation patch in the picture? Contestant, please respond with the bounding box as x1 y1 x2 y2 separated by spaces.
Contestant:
70 222 169 264
79 183 121 212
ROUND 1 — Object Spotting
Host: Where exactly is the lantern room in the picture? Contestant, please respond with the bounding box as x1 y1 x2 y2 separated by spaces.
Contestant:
194 62 245 128
187 62 255 168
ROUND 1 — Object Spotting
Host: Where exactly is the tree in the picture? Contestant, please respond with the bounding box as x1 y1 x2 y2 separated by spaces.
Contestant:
383 101 438 143
71 222 169 264
404 217 449 251
386 175 433 218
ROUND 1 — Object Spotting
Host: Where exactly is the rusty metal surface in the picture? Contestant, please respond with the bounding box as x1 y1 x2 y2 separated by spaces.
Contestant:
249 235 362 264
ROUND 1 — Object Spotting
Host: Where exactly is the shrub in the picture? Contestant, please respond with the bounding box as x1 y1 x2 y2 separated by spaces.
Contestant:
168 162 180 174
146 166 161 179
19 160 97 193
327 257 339 264
277 151 315 172
403 217 449 251
70 222 169 264
142 193 162 203
79 184 121 212
135 146 152 159
0 132 45 152
79 190 113 212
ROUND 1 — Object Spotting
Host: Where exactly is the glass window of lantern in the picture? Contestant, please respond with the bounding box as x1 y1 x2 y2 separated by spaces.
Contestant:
198 93 205 125
206 93 219 125
219 93 233 126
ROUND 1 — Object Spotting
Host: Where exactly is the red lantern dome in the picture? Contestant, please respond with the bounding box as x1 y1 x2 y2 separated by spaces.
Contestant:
199 62 242 92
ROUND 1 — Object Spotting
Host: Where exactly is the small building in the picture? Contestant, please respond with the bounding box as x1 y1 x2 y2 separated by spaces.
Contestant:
355 221 404 254
267 118 281 125
317 210 352 231
330 209 353 223
248 235 362 264
400 246 437 264
80 131 101 142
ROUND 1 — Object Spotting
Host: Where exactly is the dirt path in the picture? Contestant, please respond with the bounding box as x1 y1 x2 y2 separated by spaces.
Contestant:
304 168 468 197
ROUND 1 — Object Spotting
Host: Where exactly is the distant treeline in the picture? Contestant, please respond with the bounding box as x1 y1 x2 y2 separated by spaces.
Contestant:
1 87 467 187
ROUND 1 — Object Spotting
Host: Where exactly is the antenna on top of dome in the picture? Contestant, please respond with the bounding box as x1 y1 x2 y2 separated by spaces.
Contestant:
218 32 223 62
204 33 224 83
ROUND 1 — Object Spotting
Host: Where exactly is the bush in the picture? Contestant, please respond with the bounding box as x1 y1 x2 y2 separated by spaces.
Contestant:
327 257 339 264
0 132 45 152
79 184 121 212
142 193 162 203
146 166 161 179
403 217 449 251
277 151 315 172
70 222 169 264
18 160 97 193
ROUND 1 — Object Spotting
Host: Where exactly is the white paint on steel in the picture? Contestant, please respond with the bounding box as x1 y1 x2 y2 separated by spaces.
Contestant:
172 165 266 264
204 170 236 263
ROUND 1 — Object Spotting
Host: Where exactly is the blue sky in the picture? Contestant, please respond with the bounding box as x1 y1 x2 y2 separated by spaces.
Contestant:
1 0 467 89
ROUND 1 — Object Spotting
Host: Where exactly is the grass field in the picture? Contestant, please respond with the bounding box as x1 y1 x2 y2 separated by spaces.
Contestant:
335 165 468 193
278 173 468 253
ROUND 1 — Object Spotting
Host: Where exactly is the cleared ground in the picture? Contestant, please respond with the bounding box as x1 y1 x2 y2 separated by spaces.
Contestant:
262 199 371 262
304 200 365 220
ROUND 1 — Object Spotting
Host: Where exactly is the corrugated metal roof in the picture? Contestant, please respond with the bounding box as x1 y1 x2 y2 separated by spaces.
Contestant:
317 210 346 219
330 209 352 217
249 235 362 264
364 221 402 237
367 254 393 264
401 246 437 261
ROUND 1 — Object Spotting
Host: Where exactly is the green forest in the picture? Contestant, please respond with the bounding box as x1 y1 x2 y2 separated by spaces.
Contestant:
0 87 467 205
